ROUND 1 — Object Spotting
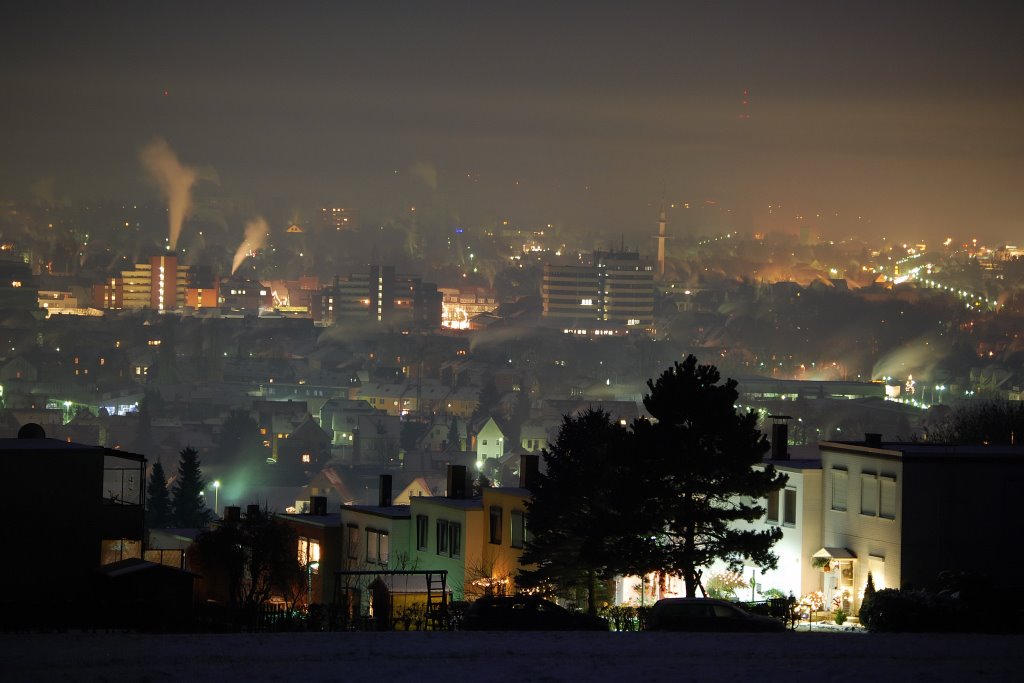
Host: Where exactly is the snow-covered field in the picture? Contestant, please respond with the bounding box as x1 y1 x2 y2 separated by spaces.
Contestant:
2 631 1019 682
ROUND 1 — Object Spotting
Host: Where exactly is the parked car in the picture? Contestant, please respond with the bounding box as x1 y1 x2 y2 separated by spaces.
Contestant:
645 598 787 632
462 596 609 631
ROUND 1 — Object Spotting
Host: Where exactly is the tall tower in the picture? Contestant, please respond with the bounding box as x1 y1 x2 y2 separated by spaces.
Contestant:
654 204 670 277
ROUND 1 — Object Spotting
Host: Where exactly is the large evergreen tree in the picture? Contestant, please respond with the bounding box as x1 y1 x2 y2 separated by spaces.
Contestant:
519 409 649 615
634 355 787 597
146 460 173 529
171 446 213 528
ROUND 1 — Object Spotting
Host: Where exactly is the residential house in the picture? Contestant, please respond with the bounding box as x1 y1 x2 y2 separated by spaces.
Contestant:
407 466 482 601
319 398 381 447
0 424 146 627
477 483 531 598
275 496 344 606
476 417 508 466
817 437 1024 613
276 413 331 477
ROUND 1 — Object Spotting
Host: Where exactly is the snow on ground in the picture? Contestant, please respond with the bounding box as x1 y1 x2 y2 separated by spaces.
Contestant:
2 631 1020 682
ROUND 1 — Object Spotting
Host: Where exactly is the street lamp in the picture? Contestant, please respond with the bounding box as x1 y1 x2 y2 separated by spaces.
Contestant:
212 480 221 516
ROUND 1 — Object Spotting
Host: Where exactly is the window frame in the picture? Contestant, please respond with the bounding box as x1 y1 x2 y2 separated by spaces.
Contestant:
489 506 503 545
782 488 797 527
416 514 428 551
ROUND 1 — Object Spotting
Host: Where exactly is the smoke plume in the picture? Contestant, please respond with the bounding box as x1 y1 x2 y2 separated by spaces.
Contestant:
232 216 269 274
139 138 198 251
410 161 438 190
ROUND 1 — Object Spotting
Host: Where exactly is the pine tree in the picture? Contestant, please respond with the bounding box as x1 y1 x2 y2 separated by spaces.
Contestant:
518 409 645 615
634 355 788 597
171 446 213 528
146 460 173 529
446 416 460 450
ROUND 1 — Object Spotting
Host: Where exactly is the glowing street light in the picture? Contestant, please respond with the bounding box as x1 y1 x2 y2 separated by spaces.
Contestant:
212 480 221 516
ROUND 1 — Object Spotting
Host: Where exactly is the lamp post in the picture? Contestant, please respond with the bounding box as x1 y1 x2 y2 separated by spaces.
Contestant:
212 480 221 516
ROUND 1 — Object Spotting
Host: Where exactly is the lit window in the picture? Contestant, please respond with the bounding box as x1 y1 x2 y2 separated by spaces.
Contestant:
301 453 311 463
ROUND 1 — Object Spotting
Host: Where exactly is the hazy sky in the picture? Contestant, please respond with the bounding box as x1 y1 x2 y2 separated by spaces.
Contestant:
2 1 1022 243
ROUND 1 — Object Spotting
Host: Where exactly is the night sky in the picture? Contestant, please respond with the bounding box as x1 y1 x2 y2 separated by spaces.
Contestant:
2 1 1022 243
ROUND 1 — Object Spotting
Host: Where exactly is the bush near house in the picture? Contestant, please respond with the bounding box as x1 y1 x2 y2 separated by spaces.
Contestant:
860 588 1021 633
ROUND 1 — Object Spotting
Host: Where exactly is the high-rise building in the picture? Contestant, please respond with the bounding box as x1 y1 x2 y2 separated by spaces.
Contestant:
542 250 654 332
312 265 441 328
107 254 191 311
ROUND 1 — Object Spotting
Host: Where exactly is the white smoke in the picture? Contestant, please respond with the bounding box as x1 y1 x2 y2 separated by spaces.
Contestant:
410 161 438 190
231 217 269 274
139 138 198 251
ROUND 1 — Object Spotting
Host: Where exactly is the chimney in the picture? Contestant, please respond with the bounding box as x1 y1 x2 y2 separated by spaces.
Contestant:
310 495 327 516
378 474 393 507
223 506 241 524
446 464 467 499
519 453 540 490
246 504 261 519
865 433 883 448
769 415 791 460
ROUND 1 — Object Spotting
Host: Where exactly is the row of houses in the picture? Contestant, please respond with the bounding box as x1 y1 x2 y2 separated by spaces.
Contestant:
275 461 535 621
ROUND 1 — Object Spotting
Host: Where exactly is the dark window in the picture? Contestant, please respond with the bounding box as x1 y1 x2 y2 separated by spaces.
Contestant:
510 510 525 548
436 519 449 556
489 506 502 545
449 522 462 558
346 524 359 560
783 488 797 526
416 514 428 551
765 491 779 523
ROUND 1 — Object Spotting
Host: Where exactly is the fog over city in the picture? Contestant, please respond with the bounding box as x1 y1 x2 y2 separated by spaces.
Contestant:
2 1 1023 243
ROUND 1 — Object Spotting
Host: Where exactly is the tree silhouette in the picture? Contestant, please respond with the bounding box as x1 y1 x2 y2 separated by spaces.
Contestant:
146 460 173 529
194 505 305 609
446 416 460 450
931 400 1024 444
170 446 213 528
634 355 788 597
519 409 645 615
218 409 262 465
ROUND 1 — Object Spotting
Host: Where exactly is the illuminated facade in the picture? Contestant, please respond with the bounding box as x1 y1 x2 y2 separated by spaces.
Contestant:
313 266 442 328
542 250 654 331
440 287 499 329
108 254 191 311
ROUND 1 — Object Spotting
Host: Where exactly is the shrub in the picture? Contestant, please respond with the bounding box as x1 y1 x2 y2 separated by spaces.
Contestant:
834 609 846 626
858 589 959 632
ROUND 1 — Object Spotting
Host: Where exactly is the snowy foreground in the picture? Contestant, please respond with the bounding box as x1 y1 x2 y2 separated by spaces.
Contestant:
2 631 1020 682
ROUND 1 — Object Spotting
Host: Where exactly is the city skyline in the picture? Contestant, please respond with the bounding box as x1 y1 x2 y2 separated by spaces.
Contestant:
2 1 1023 244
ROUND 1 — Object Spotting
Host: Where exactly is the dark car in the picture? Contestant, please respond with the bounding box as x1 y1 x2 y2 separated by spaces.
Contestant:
462 596 609 631
645 598 787 632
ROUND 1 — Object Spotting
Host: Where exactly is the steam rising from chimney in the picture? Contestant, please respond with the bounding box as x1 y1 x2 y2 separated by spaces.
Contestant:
232 216 269 274
139 138 197 251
